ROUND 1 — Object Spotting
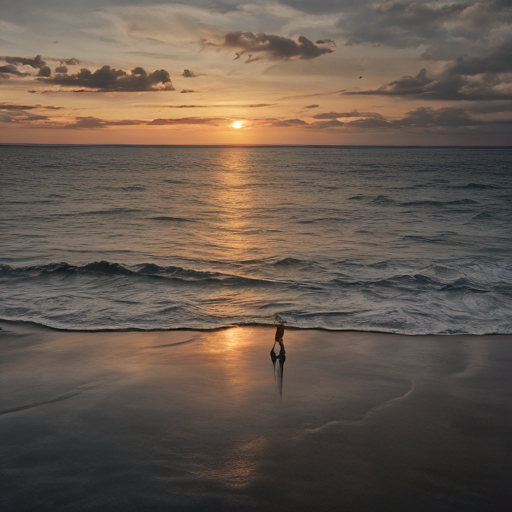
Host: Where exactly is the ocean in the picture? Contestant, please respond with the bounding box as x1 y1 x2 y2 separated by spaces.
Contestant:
1 145 511 334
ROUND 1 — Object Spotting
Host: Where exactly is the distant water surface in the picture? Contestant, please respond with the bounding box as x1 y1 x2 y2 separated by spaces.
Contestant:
1 145 511 334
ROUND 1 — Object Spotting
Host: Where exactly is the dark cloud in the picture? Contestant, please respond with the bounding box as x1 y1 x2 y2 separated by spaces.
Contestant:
312 110 386 120
345 117 391 129
308 119 345 129
38 66 52 77
338 0 512 50
39 65 175 92
351 68 434 95
466 101 512 114
60 58 80 66
0 55 80 81
0 102 63 111
244 54 261 64
180 89 196 93
46 57 81 65
353 69 512 100
64 116 143 129
158 104 272 108
304 105 319 109
4 55 46 68
280 89 346 100
1 102 37 111
0 64 28 77
449 39 512 75
269 118 308 127
0 104 50 123
147 117 229 126
316 39 336 47
213 32 334 60
395 106 473 127
305 106 512 132
0 112 49 123
182 69 205 77
346 40 512 101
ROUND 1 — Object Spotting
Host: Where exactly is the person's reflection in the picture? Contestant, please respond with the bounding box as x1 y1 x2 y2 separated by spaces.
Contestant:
270 325 286 397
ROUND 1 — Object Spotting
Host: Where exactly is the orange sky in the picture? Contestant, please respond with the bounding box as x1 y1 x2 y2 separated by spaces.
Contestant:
1 1 511 145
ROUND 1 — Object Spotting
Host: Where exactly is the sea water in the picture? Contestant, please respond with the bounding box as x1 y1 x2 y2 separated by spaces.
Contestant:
1 145 511 334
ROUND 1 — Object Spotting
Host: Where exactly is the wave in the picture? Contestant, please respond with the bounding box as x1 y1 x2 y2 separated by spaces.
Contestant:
0 261 279 287
54 208 143 217
1 259 511 335
149 216 198 222
400 199 479 207
359 196 480 208
0 315 510 336
453 183 498 190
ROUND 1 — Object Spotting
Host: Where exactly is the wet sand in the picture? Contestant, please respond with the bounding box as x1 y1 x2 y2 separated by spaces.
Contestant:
1 321 511 511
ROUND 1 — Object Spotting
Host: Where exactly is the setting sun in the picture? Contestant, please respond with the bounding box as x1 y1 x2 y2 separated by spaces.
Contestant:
232 121 243 129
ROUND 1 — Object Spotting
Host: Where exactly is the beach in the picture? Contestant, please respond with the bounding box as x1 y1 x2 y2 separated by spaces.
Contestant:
1 321 511 511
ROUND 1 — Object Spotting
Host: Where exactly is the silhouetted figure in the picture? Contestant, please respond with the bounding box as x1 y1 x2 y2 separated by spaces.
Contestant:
275 324 285 342
271 325 286 397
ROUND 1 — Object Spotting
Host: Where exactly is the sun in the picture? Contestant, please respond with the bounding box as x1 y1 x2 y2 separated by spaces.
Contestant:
232 121 243 129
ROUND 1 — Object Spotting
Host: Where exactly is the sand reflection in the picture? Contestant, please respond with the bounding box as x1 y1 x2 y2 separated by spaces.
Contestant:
201 327 257 400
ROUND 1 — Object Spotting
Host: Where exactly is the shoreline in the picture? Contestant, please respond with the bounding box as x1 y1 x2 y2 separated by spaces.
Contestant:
2 319 511 336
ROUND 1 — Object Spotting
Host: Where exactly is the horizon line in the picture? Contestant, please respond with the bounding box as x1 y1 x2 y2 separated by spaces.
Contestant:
1 143 511 149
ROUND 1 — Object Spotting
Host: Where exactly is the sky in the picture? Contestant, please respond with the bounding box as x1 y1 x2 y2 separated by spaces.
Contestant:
1 0 511 145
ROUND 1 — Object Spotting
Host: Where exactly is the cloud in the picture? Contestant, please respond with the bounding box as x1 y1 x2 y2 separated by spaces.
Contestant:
1 102 37 111
304 106 512 132
181 69 205 77
141 104 273 109
0 102 51 123
0 64 27 77
0 111 49 123
449 39 512 75
0 55 81 81
312 110 386 120
45 57 81 65
38 66 52 77
245 54 261 64
39 65 175 92
0 102 63 111
395 106 473 127
180 89 196 93
268 118 308 127
304 104 319 109
316 39 336 46
210 32 334 60
346 40 512 100
280 89 346 100
64 116 143 129
147 117 229 126
466 100 512 114
60 58 80 66
3 54 46 68
308 119 345 129
338 0 512 51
